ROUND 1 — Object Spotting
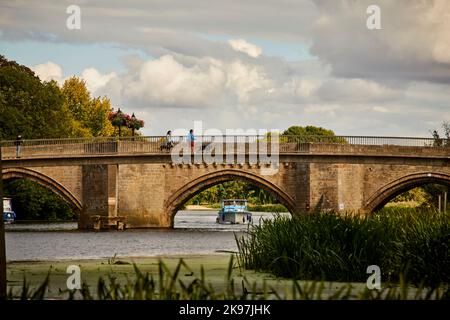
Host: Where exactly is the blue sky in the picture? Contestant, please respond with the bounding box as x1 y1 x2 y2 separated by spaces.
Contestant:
0 40 148 77
1 34 314 80
198 33 315 62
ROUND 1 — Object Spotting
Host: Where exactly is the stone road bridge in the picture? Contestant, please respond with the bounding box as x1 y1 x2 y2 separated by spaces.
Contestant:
1 135 449 229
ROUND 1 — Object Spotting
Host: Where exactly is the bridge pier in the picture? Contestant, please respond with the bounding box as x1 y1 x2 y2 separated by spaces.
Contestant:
117 164 171 228
80 164 120 229
309 163 366 213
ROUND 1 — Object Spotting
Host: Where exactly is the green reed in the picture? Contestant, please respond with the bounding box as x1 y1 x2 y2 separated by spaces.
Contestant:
235 208 450 287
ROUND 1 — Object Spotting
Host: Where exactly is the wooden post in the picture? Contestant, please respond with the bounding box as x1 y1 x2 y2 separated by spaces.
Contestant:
438 194 442 213
0 146 7 299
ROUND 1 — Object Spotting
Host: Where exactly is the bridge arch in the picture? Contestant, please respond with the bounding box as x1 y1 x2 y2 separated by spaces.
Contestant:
2 167 82 212
165 169 296 224
364 172 450 212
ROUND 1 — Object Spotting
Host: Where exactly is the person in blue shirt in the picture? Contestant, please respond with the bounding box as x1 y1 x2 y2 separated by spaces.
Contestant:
187 129 196 154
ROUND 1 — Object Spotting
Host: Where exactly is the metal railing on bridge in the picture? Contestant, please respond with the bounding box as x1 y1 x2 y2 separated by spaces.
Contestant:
0 135 449 159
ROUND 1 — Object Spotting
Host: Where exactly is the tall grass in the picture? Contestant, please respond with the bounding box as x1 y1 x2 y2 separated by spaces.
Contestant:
235 208 450 286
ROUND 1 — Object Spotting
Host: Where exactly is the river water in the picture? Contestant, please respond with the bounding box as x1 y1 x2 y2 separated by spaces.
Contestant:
5 211 288 261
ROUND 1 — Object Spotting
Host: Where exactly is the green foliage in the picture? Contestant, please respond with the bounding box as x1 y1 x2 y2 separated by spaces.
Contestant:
8 273 50 300
0 56 119 140
61 77 115 137
267 125 346 143
282 125 336 137
187 181 278 206
248 204 288 212
388 184 449 210
431 121 450 147
61 76 91 123
391 187 428 203
4 179 76 221
420 184 449 209
0 55 74 140
7 257 450 300
0 56 120 220
236 209 450 287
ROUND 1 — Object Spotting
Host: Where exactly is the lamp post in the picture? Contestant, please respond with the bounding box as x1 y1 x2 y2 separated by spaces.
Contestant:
117 108 123 137
131 113 136 137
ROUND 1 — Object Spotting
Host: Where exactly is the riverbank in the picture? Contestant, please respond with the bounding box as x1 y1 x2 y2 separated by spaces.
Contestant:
6 253 369 299
184 204 215 211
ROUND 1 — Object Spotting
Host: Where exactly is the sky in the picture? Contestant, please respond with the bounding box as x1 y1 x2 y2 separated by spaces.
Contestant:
0 0 449 137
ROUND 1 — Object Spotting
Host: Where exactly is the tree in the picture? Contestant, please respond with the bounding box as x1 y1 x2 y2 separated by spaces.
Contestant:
4 180 76 221
0 56 121 226
431 121 450 147
187 181 277 206
283 125 336 136
87 97 115 137
61 77 114 137
61 77 91 123
281 125 346 143
0 55 74 140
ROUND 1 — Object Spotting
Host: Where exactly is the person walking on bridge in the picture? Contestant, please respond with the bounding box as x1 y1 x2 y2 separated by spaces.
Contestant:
161 130 174 151
187 129 196 154
15 134 22 158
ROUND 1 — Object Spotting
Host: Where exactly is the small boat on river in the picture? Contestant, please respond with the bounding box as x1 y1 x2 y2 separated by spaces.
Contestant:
216 199 252 224
3 197 16 224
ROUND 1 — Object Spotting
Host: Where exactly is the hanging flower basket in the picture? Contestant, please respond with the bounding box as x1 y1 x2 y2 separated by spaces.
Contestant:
109 111 128 127
128 117 145 131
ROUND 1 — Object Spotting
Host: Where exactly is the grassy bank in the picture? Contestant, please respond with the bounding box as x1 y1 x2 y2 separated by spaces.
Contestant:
248 204 288 212
6 255 449 300
236 208 450 287
5 254 364 299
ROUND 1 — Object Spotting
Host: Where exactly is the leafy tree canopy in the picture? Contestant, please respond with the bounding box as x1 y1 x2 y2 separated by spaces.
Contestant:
0 55 74 140
282 125 337 136
0 56 120 140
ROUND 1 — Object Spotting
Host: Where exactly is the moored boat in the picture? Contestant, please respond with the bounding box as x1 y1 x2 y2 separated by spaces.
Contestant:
3 197 16 224
216 199 252 224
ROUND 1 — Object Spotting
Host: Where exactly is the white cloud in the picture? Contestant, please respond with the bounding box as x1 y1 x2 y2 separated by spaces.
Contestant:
316 78 399 103
295 79 321 98
5 1 450 137
92 54 273 108
304 104 339 116
225 60 271 103
426 0 450 64
228 39 262 58
123 55 226 108
372 106 389 113
31 61 63 83
81 68 118 93
310 0 450 83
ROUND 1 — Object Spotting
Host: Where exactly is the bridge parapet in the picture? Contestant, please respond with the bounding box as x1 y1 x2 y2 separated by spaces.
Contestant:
1 135 449 160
